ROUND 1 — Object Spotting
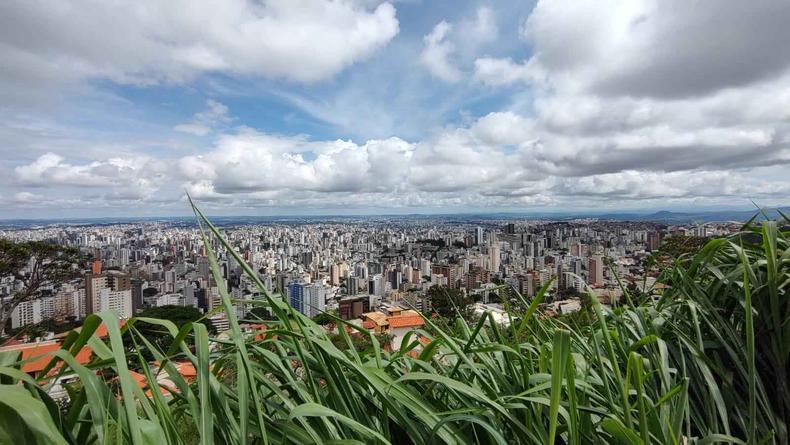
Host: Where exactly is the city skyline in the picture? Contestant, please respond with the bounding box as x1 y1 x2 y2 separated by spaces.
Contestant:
2 0 790 218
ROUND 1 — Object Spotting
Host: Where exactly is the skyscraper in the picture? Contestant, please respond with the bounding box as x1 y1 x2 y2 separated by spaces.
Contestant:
589 255 604 287
647 232 662 252
287 282 326 317
287 282 306 315
489 246 501 273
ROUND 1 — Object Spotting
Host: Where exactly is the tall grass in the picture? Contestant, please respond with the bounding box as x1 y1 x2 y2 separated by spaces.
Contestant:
0 203 786 444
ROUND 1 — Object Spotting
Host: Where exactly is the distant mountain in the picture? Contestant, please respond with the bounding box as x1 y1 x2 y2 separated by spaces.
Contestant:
1 207 788 229
593 207 790 223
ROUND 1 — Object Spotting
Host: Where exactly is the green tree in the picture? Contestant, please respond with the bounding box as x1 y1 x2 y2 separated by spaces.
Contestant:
312 310 338 326
245 306 276 321
136 305 216 350
427 285 474 320
0 240 84 336
328 332 393 352
658 235 710 261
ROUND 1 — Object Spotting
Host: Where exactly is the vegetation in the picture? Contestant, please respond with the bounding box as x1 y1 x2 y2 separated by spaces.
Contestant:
0 202 786 444
0 240 84 336
416 238 446 247
328 331 393 353
5 317 81 339
137 305 216 340
245 306 276 321
311 310 338 326
427 285 474 319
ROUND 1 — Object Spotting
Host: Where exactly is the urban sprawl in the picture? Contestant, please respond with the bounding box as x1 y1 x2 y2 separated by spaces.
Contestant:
1 218 738 349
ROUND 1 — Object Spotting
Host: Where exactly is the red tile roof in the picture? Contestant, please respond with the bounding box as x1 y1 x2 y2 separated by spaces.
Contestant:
0 319 126 374
174 361 196 378
387 315 425 328
0 341 94 374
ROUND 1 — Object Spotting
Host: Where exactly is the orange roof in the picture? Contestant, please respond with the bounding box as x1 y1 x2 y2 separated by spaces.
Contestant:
0 341 94 374
0 319 128 374
174 361 197 378
122 371 175 398
91 319 126 338
387 315 425 329
128 370 147 386
362 320 376 329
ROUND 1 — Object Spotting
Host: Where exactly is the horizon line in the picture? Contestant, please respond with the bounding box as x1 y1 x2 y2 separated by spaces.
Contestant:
1 206 787 223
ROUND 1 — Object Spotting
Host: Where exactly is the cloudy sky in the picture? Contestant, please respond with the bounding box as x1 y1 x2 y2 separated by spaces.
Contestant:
1 0 789 218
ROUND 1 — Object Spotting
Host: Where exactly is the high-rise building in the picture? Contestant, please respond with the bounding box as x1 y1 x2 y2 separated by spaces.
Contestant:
339 296 370 320
475 227 484 246
489 246 501 273
347 276 360 295
304 284 326 317
368 274 384 297
420 259 432 277
287 282 327 317
431 264 457 288
287 282 306 316
197 257 211 279
131 279 144 314
589 255 604 287
164 269 176 293
85 271 132 318
647 232 662 252
329 264 340 286
11 296 55 329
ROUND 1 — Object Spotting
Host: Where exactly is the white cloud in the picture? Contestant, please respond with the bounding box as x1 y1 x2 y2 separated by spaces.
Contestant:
522 0 790 98
13 191 43 204
179 129 414 194
420 7 499 83
473 57 539 86
4 0 790 215
175 99 231 136
15 153 112 187
14 153 164 194
457 7 498 50
420 21 461 82
0 0 399 92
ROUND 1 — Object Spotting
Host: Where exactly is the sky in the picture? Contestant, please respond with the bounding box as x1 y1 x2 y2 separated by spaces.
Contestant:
1 0 789 218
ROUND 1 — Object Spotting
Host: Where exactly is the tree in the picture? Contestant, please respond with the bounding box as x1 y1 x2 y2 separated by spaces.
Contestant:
245 306 276 321
657 235 710 262
143 287 159 298
312 310 338 326
328 332 393 352
135 305 216 351
0 240 83 336
427 285 474 320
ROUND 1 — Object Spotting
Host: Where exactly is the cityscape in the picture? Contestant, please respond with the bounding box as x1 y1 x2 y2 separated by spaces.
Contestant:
1 216 735 340
1 0 788 444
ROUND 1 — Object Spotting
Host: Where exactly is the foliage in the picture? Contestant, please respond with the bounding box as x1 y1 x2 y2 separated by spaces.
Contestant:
6 317 82 339
416 239 446 247
0 203 785 445
311 310 337 326
426 285 474 319
135 305 215 352
244 306 277 321
654 234 711 265
0 239 84 336
328 331 393 353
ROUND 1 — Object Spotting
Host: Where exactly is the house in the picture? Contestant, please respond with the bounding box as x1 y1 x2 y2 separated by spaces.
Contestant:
386 310 425 350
